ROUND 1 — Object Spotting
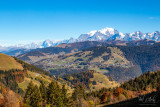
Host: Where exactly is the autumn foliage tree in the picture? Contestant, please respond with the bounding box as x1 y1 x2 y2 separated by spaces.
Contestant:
114 87 124 97
100 91 111 103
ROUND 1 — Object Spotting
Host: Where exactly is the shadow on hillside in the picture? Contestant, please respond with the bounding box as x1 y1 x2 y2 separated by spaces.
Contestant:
104 91 160 107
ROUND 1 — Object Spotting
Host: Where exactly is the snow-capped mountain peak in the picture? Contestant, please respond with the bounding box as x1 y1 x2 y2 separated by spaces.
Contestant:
78 27 119 41
119 32 125 39
87 27 118 36
1 27 160 53
99 27 116 35
87 30 97 36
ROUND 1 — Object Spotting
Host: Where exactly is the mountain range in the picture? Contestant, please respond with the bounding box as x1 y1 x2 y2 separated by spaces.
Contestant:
1 28 160 106
1 27 160 54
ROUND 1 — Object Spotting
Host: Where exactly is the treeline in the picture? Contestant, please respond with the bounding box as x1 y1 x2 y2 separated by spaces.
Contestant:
0 57 53 96
121 71 160 91
82 46 111 61
86 87 129 104
49 68 83 76
85 70 160 105
0 69 26 95
117 44 160 73
63 70 96 89
14 57 52 77
24 81 88 107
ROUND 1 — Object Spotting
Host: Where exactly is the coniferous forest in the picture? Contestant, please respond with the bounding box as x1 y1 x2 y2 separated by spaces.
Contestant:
22 71 160 106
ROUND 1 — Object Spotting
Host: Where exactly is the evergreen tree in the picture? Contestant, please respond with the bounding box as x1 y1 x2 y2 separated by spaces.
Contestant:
24 81 42 107
72 84 86 107
47 81 57 105
39 81 47 101
24 81 35 106
61 83 71 107
30 85 42 107
55 91 64 107
47 81 63 106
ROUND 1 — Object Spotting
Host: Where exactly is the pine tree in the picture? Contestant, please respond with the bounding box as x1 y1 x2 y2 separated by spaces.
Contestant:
24 81 42 107
47 81 63 106
55 91 64 107
39 81 47 101
72 84 86 106
47 81 57 105
61 83 71 107
24 81 35 106
30 85 42 107
79 85 86 100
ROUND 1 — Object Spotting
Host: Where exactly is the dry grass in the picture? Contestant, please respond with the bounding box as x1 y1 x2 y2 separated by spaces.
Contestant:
90 73 120 91
18 71 51 91
0 53 23 71
104 47 131 67
18 71 73 94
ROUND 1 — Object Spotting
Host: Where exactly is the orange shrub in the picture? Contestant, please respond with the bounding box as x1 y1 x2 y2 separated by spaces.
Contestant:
114 87 124 97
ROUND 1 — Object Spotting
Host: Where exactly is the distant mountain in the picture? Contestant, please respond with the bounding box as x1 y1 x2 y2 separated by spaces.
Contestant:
17 39 158 63
77 27 160 42
17 28 160 49
17 41 110 63
78 27 119 41
2 49 32 56
1 27 160 55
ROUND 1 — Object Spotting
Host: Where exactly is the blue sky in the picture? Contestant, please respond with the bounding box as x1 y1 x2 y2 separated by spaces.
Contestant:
0 0 160 46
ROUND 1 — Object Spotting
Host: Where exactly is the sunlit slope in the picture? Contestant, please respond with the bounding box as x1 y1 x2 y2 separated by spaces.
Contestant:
63 71 120 91
0 53 23 70
0 53 73 96
89 73 120 91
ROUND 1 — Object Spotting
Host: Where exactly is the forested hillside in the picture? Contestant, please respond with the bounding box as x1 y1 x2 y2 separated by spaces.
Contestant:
85 70 160 106
0 53 72 106
0 53 160 106
17 41 160 82
34 46 142 82
121 71 160 91
63 70 119 91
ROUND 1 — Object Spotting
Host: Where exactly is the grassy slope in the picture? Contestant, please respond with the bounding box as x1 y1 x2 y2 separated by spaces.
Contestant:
18 71 52 91
89 73 120 91
64 71 119 92
18 71 73 94
44 47 131 72
0 53 23 71
0 53 72 95
46 47 133 80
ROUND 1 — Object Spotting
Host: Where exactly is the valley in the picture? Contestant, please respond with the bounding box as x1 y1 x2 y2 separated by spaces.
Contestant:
1 0 160 106
17 40 160 82
0 40 160 106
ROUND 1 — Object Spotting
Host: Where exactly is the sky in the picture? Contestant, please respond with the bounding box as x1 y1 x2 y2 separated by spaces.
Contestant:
0 0 160 46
